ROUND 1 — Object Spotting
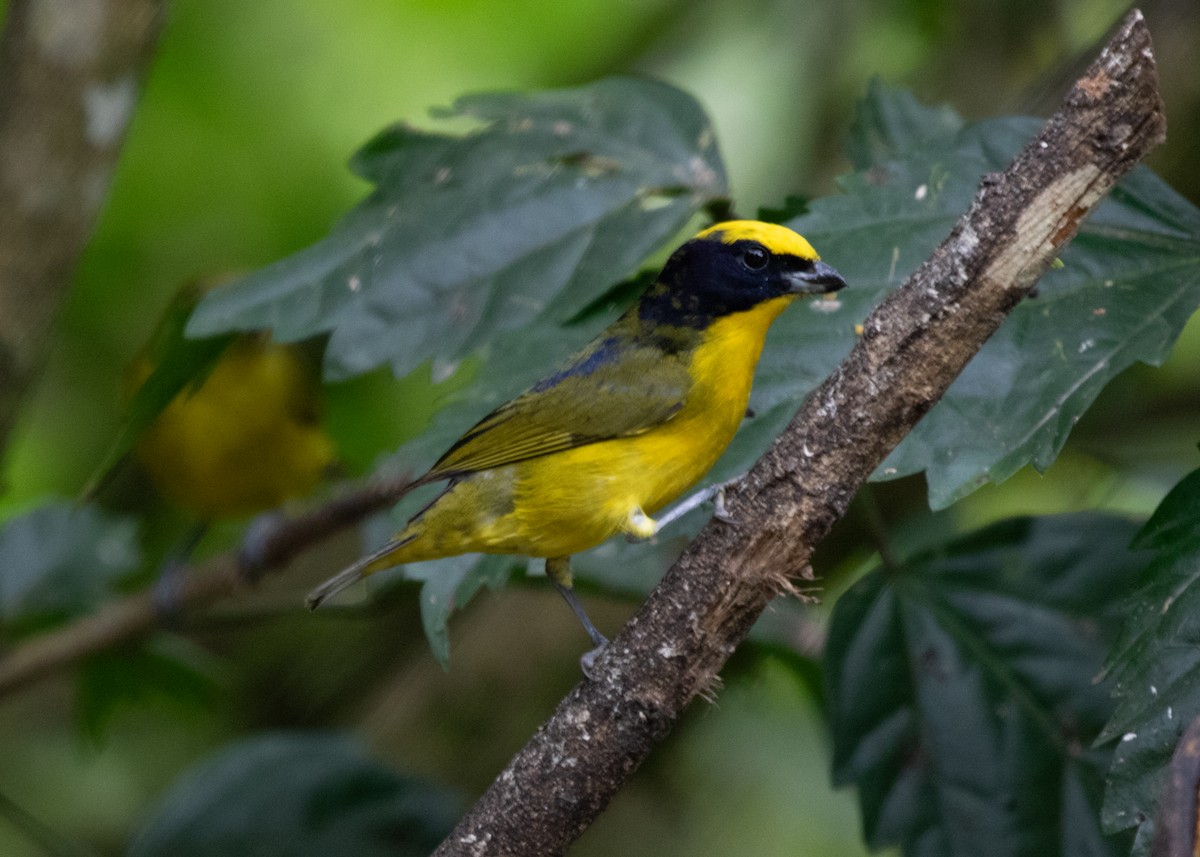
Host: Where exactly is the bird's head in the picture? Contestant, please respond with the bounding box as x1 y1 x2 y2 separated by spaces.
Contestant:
639 220 846 327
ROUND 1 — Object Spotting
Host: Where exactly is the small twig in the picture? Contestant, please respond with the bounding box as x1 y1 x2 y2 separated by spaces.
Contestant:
431 11 1167 856
0 472 413 697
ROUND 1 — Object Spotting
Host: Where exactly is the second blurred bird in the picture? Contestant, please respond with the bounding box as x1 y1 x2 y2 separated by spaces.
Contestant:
121 280 335 598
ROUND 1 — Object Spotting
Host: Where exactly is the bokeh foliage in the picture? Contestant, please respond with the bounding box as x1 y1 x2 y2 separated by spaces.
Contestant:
1 2 1199 857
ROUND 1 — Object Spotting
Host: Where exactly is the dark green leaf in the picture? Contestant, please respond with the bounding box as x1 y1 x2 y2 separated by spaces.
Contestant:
0 502 140 624
825 514 1145 857
1128 465 1200 550
1097 467 1200 849
127 733 461 857
401 553 513 668
75 636 219 743
187 77 728 381
757 194 811 224
845 77 964 170
787 82 1200 509
565 268 657 326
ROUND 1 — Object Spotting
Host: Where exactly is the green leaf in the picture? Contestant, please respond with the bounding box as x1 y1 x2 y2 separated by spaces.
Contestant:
1097 467 1200 849
81 284 237 502
825 514 1145 857
1128 464 1200 550
75 636 219 743
786 81 1200 509
0 501 140 624
127 733 461 857
756 194 811 224
187 77 728 381
844 77 964 170
402 553 513 668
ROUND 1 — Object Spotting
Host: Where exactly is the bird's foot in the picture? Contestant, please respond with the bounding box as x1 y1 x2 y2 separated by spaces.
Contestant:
580 639 609 680
710 476 743 526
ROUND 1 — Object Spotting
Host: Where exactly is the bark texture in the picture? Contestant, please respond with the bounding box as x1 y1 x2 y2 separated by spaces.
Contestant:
0 0 164 454
0 470 416 696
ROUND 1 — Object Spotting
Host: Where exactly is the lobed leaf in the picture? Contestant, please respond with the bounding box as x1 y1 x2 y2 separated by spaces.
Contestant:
127 733 461 857
0 501 140 624
785 82 1200 509
1097 466 1200 851
187 77 728 381
825 514 1145 857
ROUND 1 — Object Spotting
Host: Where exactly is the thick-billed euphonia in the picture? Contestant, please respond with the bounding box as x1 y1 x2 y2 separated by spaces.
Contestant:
123 283 335 603
307 220 845 664
131 332 334 520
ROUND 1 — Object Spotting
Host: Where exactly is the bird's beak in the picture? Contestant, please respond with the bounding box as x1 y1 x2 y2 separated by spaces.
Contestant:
785 260 847 295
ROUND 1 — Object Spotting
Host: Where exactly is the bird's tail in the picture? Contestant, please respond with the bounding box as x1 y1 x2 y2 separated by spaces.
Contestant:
305 533 417 610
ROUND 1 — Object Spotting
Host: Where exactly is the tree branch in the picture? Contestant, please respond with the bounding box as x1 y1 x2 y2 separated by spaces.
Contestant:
431 11 1167 856
0 0 165 456
0 472 414 696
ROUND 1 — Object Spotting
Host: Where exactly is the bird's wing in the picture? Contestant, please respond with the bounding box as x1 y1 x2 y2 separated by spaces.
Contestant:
426 335 691 478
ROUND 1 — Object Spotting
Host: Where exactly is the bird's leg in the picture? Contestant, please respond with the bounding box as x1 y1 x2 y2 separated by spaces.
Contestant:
546 555 608 678
624 473 746 543
152 521 209 620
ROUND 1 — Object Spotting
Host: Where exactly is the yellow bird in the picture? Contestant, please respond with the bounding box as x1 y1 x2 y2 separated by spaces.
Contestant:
123 283 335 601
307 221 845 663
132 333 334 521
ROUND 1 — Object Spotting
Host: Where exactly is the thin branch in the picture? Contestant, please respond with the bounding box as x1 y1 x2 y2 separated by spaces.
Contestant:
0 472 414 696
0 0 166 456
431 11 1167 856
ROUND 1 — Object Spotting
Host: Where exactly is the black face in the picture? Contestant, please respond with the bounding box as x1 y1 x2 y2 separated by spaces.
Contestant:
637 238 846 328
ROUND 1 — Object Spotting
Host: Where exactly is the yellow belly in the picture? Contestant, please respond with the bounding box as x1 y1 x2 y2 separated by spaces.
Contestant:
382 296 791 565
506 402 741 556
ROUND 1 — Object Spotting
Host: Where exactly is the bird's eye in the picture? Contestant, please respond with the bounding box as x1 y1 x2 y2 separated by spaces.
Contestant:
742 245 769 270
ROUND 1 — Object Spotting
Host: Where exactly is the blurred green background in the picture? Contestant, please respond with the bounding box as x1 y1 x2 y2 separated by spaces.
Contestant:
1 0 1198 854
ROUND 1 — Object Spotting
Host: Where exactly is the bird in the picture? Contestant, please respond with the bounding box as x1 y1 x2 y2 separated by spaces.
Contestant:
131 334 334 522
124 281 336 602
306 220 845 667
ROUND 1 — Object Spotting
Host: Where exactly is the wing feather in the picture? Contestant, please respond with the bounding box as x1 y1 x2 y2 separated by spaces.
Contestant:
427 333 691 478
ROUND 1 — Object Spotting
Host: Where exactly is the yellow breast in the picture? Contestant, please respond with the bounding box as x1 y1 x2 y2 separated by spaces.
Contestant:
508 295 794 557
370 296 794 564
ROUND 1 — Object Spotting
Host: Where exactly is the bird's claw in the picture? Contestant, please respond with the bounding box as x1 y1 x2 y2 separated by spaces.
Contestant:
580 641 607 680
711 482 740 526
